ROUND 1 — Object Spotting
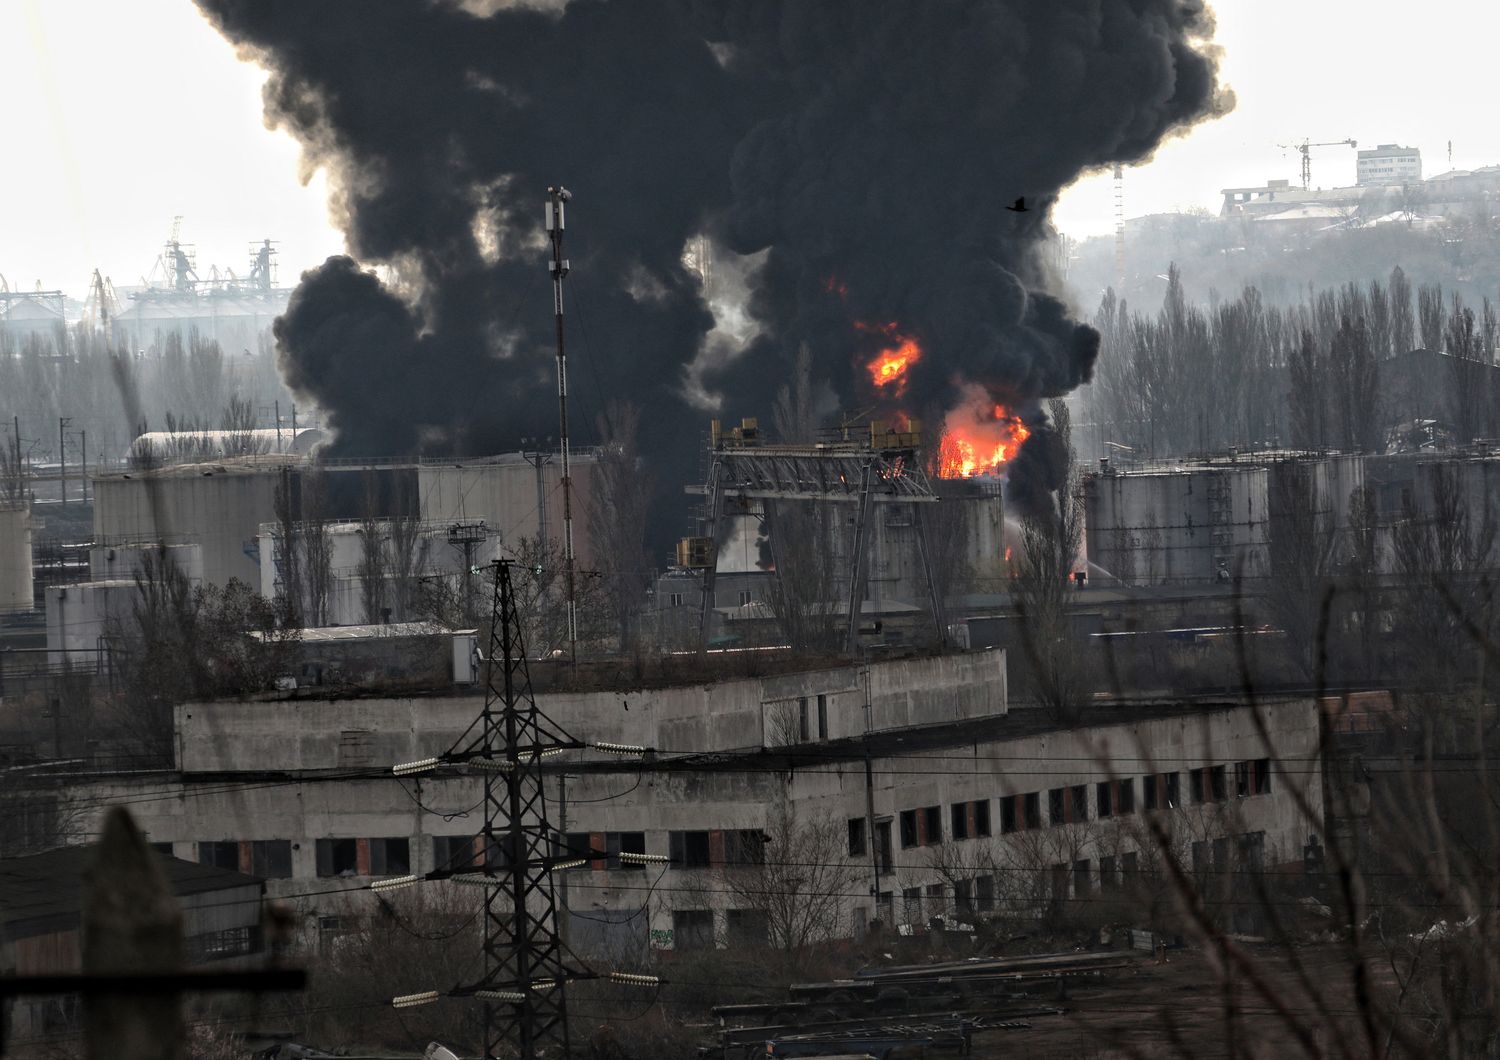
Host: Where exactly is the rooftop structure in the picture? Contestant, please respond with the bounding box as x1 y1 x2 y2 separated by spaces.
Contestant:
1357 143 1421 186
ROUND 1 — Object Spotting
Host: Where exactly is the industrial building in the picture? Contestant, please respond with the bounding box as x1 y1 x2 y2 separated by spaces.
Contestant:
29 646 1325 956
0 504 32 612
0 845 266 1040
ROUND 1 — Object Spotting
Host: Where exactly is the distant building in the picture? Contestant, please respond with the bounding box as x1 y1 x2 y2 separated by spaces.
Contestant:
1357 144 1421 186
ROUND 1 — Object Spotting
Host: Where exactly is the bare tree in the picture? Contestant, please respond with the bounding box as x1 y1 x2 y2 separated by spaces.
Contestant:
1013 400 1087 721
272 468 304 627
1265 462 1337 678
1418 283 1446 354
1389 265 1415 355
1446 296 1486 444
586 401 652 650
302 469 334 627
358 474 388 625
718 793 862 956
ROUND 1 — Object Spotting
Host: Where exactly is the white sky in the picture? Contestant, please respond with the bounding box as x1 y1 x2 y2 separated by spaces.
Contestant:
3 0 1499 298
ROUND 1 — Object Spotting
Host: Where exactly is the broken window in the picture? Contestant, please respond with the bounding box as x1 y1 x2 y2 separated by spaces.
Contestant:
197 841 239 871
797 697 810 742
250 840 293 879
1071 785 1088 822
1164 772 1180 808
1117 778 1135 815
817 694 828 738
1122 851 1139 881
1235 760 1250 798
1143 774 1159 811
875 820 893 874
1190 769 1206 804
950 802 970 841
737 589 752 606
973 799 991 837
315 838 358 878
899 809 918 849
847 818 867 858
1210 765 1228 802
1096 781 1113 819
669 592 684 607
1073 859 1091 896
1253 757 1272 794
668 830 711 868
975 875 995 912
923 805 943 846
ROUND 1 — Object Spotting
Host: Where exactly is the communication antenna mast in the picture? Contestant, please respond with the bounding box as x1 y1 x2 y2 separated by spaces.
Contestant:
545 186 578 662
1113 164 1126 290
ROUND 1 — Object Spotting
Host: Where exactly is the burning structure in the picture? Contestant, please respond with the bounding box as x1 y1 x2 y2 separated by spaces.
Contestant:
190 0 1230 530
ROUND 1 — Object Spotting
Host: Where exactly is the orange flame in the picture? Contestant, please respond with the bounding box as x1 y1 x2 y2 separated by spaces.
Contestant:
858 320 922 395
937 384 1030 479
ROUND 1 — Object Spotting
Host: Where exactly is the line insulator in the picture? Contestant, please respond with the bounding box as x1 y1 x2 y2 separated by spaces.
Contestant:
393 757 441 776
370 874 421 892
392 990 441 1009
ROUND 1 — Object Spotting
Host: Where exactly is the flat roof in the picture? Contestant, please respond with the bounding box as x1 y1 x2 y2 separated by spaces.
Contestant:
0 845 261 938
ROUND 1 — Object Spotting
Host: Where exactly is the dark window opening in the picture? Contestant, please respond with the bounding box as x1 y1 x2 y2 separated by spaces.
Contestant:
875 820 893 874
1097 781 1113 819
1048 787 1065 825
899 810 918 849
725 829 766 866
1254 758 1272 794
922 805 943 846
435 834 476 872
672 909 714 951
198 841 238 871
817 694 828 739
250 840 293 879
1165 772 1181 808
726 908 768 947
1210 765 1228 802
668 830 712 868
315 838 358 878
954 879 974 918
974 800 991 837
847 818 867 858
1071 785 1088 822
1000 795 1017 834
1190 769 1206 804
607 831 646 870
1024 792 1042 830
1143 775 1159 811
369 837 410 876
951 802 970 841
1118 778 1135 815
975 874 995 912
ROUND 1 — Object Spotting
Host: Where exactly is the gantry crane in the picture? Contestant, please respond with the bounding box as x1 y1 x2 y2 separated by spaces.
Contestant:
1278 138 1358 190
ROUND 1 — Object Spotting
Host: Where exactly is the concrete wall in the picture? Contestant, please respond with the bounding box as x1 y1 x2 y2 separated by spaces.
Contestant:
173 648 1008 773
88 542 203 585
419 454 599 567
0 504 32 611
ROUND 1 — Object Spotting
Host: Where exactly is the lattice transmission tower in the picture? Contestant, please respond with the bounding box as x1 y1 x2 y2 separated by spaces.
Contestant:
454 559 586 1058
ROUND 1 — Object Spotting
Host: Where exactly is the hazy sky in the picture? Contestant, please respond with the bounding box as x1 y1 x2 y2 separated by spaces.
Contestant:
3 0 1498 299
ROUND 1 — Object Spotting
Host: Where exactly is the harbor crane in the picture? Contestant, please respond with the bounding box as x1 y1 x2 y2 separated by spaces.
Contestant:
1278 138 1357 190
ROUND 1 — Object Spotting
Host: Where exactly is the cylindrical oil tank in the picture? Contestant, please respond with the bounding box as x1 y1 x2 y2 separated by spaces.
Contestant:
0 503 33 610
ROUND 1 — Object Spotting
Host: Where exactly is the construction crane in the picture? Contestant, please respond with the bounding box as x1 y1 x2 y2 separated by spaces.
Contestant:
1278 138 1358 190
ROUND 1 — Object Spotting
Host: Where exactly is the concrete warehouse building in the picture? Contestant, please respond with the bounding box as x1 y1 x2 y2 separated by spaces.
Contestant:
50 648 1324 955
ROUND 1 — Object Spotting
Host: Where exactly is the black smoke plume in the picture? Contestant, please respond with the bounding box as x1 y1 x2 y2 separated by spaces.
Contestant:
197 0 1230 522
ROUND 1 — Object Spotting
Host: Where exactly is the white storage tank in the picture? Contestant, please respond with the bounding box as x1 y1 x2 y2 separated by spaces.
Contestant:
0 503 33 611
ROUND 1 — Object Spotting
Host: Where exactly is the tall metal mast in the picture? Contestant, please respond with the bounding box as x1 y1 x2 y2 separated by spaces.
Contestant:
545 186 578 662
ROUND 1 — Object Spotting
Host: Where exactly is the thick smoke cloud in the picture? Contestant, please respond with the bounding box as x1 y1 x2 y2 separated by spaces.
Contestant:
196 0 1229 519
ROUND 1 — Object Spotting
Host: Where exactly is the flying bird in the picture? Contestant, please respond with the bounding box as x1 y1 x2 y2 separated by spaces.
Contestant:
1006 197 1028 212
